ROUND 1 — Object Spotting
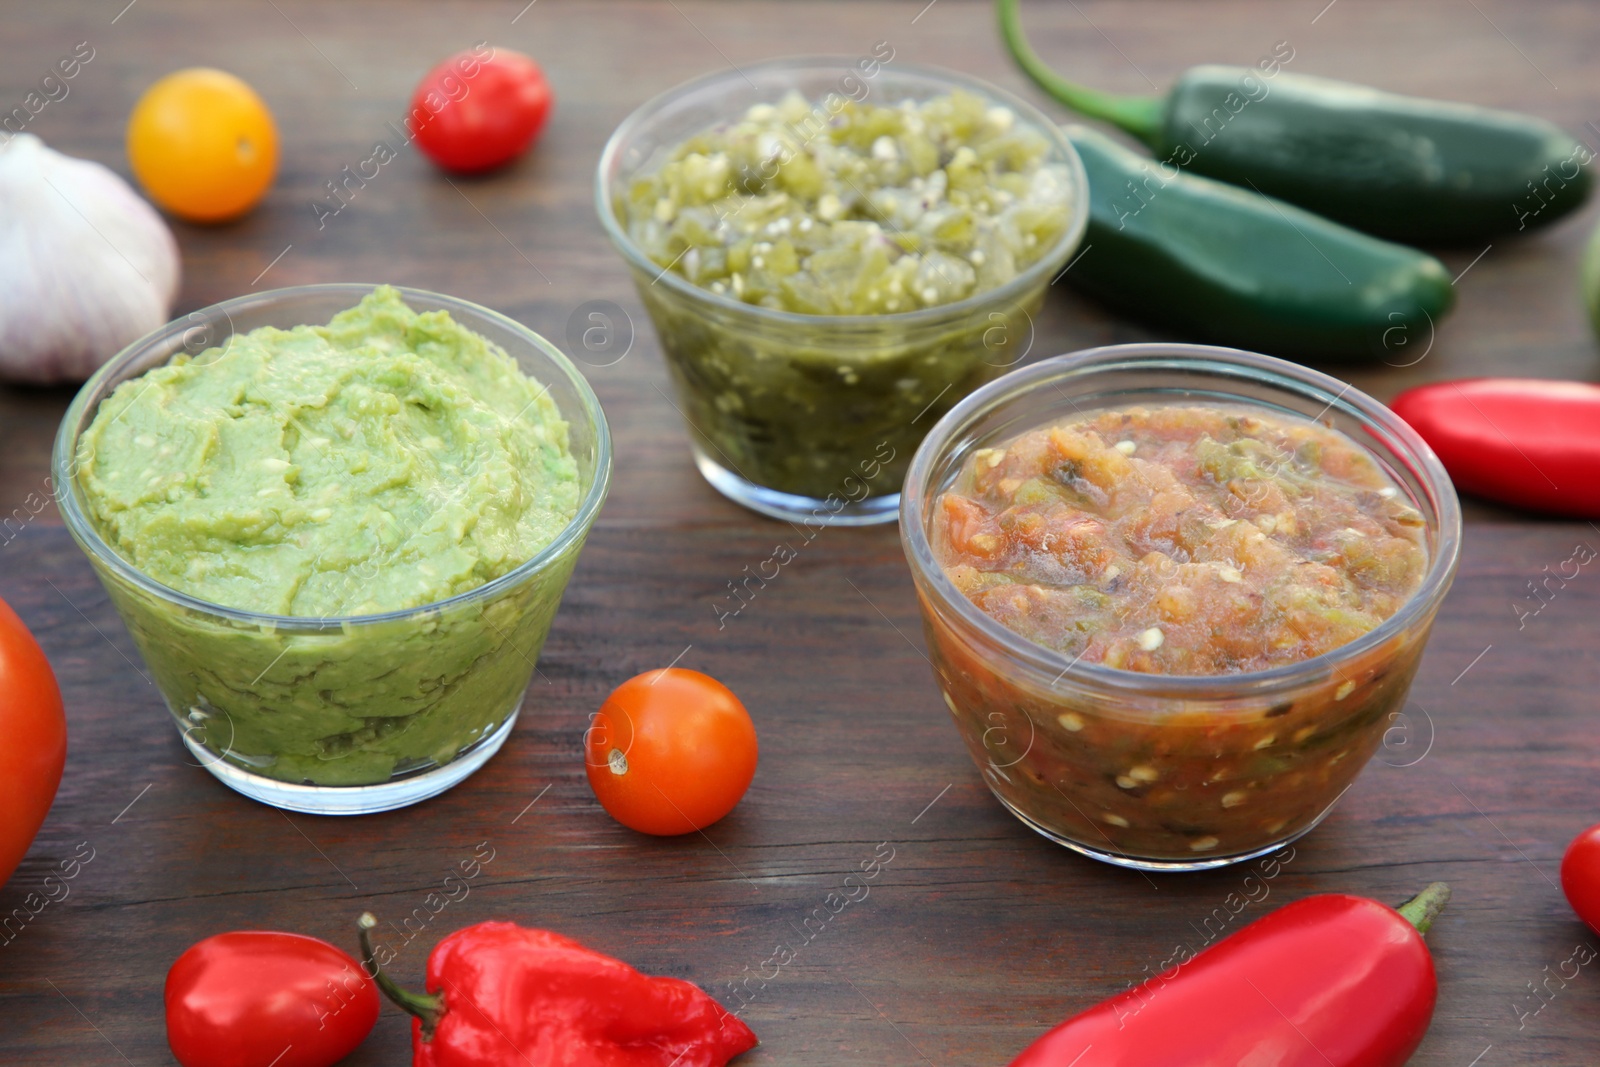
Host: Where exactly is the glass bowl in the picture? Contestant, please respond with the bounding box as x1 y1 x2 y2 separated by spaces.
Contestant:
900 344 1461 870
53 284 612 815
596 56 1089 526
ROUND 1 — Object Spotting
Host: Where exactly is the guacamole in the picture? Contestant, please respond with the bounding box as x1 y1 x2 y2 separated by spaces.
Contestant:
75 287 585 786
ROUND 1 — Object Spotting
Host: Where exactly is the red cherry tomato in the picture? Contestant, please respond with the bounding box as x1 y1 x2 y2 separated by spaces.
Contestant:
408 45 551 173
0 596 67 890
1562 823 1600 935
584 668 758 836
165 931 379 1067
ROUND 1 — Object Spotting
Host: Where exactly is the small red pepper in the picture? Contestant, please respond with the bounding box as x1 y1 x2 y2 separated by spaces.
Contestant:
359 913 757 1067
1006 883 1450 1067
165 931 379 1067
1562 823 1600 935
1391 378 1600 518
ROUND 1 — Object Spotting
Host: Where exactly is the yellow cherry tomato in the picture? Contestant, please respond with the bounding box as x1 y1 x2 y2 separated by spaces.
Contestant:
127 68 277 222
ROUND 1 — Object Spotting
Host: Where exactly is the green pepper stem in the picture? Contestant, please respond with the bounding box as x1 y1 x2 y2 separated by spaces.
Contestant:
1395 882 1451 938
997 0 1166 146
359 912 445 1037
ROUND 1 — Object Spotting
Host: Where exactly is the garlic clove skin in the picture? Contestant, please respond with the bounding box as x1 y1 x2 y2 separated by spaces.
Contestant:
0 133 181 384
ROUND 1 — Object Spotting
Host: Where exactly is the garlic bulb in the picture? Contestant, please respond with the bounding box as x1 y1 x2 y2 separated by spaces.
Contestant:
0 133 180 384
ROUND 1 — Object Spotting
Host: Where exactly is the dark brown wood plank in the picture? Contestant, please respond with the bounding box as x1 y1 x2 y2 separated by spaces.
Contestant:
3 1 1600 1064
4 516 1600 1065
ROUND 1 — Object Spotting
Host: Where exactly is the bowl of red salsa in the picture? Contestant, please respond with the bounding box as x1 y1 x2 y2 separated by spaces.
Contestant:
899 343 1461 871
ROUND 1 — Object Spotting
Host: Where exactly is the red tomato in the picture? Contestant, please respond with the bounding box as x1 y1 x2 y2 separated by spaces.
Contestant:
584 668 758 836
1562 823 1600 935
0 596 67 889
408 46 551 173
165 932 379 1067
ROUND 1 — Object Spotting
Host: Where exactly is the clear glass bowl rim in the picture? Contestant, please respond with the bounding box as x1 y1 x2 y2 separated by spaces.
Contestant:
899 342 1464 701
594 54 1090 330
52 282 614 632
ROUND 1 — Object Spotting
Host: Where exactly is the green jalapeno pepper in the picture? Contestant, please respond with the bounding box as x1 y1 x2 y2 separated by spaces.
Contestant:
1062 125 1456 362
1001 0 1593 244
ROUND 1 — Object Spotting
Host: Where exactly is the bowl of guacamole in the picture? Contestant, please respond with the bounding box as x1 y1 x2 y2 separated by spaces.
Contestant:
597 57 1088 526
53 285 611 814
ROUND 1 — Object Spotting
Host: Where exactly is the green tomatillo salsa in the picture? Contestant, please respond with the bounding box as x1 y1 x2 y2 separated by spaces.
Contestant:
612 85 1082 503
74 287 582 786
624 89 1077 313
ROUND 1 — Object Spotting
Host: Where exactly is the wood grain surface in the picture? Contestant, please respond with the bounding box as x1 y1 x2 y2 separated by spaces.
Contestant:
3 1 1599 1064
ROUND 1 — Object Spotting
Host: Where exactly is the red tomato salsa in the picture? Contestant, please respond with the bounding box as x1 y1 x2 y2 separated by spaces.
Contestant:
935 405 1428 675
924 405 1434 861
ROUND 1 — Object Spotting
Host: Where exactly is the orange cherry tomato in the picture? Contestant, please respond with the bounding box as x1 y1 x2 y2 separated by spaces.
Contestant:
127 68 277 222
584 669 758 836
0 596 67 889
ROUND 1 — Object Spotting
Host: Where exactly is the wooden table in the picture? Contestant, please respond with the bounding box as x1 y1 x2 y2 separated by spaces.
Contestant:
3 1 1598 1063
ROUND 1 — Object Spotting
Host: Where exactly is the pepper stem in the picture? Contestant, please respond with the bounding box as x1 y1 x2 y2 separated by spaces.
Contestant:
997 0 1166 147
359 912 446 1037
1395 882 1452 937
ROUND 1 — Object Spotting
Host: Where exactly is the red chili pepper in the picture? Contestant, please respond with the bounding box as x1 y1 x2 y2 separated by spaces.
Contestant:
1391 378 1600 518
1562 823 1600 934
359 913 757 1067
165 931 379 1067
1006 883 1450 1067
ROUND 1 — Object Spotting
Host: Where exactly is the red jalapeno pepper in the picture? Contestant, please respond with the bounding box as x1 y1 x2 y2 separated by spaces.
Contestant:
1007 883 1450 1067
1391 378 1600 519
359 914 757 1067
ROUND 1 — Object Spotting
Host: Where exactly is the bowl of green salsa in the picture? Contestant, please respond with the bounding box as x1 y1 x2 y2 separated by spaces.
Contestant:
54 285 611 814
597 55 1088 525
